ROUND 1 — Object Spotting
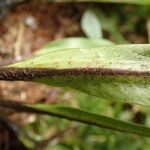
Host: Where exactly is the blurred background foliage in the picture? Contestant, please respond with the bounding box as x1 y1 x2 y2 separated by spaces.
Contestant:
0 0 150 150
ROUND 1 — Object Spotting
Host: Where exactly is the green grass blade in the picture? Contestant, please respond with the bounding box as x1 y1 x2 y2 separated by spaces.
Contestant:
29 104 150 137
0 100 150 137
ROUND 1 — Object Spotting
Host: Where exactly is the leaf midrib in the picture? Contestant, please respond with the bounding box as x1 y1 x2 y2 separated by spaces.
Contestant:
0 67 150 81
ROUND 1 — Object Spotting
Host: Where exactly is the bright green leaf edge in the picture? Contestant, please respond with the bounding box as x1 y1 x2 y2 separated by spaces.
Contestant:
54 0 150 5
35 37 113 56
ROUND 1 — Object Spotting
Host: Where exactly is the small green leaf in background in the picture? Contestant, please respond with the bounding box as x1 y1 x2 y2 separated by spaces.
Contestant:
81 8 103 39
81 8 128 43
35 37 113 56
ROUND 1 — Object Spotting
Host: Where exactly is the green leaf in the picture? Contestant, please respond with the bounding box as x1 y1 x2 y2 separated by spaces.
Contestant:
1 100 150 137
53 0 150 5
81 8 128 43
1 44 150 106
35 37 113 56
29 104 150 137
81 9 103 39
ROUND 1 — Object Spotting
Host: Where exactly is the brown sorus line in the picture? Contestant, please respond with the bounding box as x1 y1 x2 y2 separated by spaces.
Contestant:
0 67 149 80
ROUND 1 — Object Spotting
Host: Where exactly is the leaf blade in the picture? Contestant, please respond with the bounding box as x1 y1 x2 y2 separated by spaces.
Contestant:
0 99 150 137
1 44 150 106
26 104 150 137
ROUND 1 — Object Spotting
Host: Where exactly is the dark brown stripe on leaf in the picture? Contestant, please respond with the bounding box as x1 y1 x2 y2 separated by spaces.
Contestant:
0 67 149 81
